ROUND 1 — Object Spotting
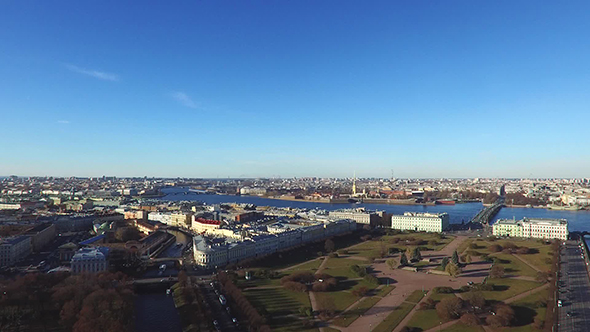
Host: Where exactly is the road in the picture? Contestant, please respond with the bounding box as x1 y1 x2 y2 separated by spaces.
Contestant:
201 281 241 332
558 240 590 332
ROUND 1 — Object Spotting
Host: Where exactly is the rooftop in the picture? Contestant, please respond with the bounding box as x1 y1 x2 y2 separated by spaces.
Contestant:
194 218 221 225
400 212 448 217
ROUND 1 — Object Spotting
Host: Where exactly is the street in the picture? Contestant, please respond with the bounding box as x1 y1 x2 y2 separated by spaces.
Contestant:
558 240 590 332
201 281 241 332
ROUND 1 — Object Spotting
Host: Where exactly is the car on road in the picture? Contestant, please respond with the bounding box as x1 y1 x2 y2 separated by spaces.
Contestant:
558 300 562 307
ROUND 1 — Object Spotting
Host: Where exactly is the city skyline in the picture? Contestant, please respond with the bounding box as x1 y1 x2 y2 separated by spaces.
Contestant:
2 1 590 178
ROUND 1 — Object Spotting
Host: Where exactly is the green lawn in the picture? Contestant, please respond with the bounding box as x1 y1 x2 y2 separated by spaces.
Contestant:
315 291 359 312
481 278 542 301
323 328 341 332
492 253 539 278
376 285 395 297
286 258 323 273
372 302 416 332
502 289 549 332
405 293 457 331
457 239 474 254
440 322 485 332
269 315 320 332
346 233 454 259
332 296 381 327
321 258 368 279
405 290 427 304
517 245 553 272
244 287 311 316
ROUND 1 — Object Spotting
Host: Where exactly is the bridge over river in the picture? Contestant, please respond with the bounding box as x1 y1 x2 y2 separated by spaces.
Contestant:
471 198 504 224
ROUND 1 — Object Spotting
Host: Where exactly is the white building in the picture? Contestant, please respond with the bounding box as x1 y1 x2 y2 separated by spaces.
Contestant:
329 209 379 226
192 219 356 269
192 217 222 233
0 236 32 267
70 247 109 274
239 187 267 195
390 212 450 233
148 212 172 225
493 218 568 240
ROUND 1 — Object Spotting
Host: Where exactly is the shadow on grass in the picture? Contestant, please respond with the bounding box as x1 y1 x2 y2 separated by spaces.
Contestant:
511 305 538 326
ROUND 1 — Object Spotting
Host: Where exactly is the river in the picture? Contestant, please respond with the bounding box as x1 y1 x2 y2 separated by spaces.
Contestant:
159 187 590 232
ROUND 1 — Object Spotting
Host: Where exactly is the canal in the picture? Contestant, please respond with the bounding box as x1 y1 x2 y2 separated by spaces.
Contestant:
135 230 191 332
135 290 182 332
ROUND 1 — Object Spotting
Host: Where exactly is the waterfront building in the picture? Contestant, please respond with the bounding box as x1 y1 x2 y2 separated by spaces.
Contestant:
390 212 450 233
193 235 229 269
491 219 523 237
133 219 158 234
493 218 568 240
170 212 193 228
329 209 380 226
148 211 172 224
239 187 267 195
0 236 32 267
70 247 109 274
124 210 148 220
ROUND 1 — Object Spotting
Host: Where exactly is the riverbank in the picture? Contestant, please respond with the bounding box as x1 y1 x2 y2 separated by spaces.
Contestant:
241 194 438 206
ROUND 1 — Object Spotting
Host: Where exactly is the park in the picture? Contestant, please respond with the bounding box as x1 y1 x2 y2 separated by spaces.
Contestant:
213 228 558 332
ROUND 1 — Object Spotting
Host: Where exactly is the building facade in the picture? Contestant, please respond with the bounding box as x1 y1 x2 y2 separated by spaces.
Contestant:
493 218 568 240
24 222 56 252
193 219 357 269
70 247 109 274
0 236 32 267
328 209 380 226
390 212 450 232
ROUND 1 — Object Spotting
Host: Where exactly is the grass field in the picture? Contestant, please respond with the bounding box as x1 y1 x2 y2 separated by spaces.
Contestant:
492 253 539 278
376 285 395 297
269 315 320 332
481 278 542 301
331 296 381 327
285 258 323 273
323 327 341 332
346 233 454 259
501 289 549 332
405 290 427 304
405 293 457 331
315 291 359 312
440 322 485 332
517 245 553 272
372 302 416 332
320 257 368 279
244 287 311 316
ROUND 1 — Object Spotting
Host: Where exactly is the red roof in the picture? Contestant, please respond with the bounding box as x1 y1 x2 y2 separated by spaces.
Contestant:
195 218 221 225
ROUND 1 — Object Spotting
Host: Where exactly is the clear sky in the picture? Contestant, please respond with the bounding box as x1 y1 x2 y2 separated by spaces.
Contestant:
1 1 589 178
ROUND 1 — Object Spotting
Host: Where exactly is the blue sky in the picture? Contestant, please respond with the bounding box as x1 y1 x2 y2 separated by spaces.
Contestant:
1 1 589 178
